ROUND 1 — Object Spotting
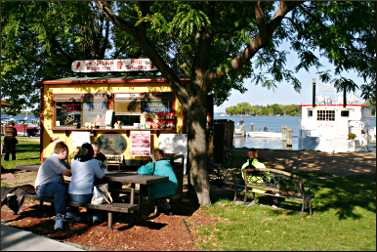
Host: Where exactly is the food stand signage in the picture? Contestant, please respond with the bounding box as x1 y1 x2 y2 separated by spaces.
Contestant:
130 131 151 156
71 58 158 73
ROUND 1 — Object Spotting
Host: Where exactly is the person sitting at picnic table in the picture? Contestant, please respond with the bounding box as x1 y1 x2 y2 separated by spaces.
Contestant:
66 143 105 223
92 142 107 170
137 149 178 214
34 141 71 231
241 148 273 185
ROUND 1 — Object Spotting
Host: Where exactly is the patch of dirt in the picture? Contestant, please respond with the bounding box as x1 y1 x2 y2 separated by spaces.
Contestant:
1 170 37 187
1 197 200 251
228 149 376 177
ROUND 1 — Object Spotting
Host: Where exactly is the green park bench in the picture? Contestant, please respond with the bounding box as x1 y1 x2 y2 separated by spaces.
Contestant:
233 167 313 214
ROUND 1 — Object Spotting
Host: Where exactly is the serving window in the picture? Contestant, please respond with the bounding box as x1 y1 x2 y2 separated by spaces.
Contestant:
54 94 82 128
113 93 176 129
53 92 176 130
82 93 110 127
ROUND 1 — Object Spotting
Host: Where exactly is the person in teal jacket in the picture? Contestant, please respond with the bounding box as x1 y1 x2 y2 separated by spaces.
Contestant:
137 149 178 200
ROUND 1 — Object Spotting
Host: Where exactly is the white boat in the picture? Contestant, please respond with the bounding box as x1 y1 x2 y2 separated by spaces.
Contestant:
234 121 246 137
246 131 282 138
234 127 246 137
299 103 372 153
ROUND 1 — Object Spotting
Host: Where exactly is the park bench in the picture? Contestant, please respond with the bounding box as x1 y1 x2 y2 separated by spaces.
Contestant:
24 193 138 229
233 167 313 214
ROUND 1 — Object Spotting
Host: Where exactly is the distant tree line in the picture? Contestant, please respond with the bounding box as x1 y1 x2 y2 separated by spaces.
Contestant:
225 102 300 116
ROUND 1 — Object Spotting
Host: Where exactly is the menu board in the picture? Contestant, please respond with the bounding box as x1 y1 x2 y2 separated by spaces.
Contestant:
56 102 81 127
158 134 188 174
71 131 91 148
82 94 108 127
142 93 172 113
130 131 151 156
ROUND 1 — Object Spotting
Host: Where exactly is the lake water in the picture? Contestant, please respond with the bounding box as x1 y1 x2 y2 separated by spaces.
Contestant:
214 114 376 150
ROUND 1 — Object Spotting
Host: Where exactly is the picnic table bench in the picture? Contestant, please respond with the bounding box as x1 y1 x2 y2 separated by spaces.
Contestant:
15 156 182 228
24 193 138 229
23 172 169 229
233 167 313 214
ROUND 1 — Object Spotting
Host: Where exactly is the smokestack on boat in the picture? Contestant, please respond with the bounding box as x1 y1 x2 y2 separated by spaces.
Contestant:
312 79 316 107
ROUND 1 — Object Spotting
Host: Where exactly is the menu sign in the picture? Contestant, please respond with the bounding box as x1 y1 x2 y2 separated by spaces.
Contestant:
142 93 172 113
130 131 151 156
56 102 81 127
71 58 158 73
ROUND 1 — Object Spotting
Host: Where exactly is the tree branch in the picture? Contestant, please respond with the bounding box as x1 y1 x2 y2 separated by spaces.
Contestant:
100 20 110 58
207 0 301 81
255 0 266 33
49 36 73 62
94 0 189 106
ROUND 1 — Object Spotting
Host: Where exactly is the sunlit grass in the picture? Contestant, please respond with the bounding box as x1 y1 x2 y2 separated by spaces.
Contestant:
195 173 376 251
1 136 40 169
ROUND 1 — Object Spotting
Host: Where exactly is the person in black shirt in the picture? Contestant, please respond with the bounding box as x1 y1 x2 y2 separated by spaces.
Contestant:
92 142 107 169
3 122 17 161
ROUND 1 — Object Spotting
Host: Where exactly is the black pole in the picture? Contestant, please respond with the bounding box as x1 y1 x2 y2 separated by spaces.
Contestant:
312 80 316 107
343 88 347 108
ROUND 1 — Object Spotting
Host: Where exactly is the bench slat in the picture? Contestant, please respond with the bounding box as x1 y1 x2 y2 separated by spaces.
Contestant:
70 202 138 213
25 194 138 213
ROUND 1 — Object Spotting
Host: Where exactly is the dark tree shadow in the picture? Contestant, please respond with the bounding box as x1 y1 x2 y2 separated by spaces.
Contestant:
208 166 376 220
298 172 376 220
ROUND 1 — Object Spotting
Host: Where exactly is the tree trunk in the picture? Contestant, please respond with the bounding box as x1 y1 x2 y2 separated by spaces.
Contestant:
186 91 211 206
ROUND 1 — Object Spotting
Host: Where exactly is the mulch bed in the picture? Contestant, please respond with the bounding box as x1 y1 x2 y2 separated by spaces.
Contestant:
1 199 206 251
0 186 228 252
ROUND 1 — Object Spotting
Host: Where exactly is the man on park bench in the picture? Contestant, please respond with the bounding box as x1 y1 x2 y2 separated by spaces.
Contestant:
241 148 273 185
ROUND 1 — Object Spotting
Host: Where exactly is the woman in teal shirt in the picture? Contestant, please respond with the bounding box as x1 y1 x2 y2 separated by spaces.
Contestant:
137 149 178 200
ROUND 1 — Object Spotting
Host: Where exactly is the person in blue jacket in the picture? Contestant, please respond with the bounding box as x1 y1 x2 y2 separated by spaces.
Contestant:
137 149 178 199
137 149 178 214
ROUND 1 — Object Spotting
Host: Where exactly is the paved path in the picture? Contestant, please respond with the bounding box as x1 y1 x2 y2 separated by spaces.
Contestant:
14 165 40 172
1 224 84 251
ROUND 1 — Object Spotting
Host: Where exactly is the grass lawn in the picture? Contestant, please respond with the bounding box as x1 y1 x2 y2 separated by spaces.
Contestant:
1 136 40 169
194 172 376 251
1 138 375 250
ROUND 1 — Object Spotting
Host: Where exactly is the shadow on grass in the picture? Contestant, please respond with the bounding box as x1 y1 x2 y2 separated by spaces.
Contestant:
299 172 376 220
209 169 376 220
15 143 39 153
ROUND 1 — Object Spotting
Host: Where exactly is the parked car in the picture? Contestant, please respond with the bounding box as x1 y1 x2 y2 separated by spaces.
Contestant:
14 120 40 137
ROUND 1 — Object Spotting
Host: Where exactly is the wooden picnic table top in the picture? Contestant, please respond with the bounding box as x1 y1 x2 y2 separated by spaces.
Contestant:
63 170 168 185
104 171 169 185
16 164 169 186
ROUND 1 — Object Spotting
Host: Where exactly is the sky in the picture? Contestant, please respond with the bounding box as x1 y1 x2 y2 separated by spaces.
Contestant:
214 43 366 113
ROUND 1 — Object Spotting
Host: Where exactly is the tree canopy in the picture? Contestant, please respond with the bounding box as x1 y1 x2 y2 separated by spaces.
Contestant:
1 1 375 114
1 0 375 205
1 1 111 114
226 103 300 116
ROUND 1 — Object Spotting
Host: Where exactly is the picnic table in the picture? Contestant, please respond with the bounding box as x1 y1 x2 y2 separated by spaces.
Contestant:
20 167 169 228
103 171 169 218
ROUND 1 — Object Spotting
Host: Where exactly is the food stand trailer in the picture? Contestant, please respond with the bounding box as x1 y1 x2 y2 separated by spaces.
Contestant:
39 59 188 170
